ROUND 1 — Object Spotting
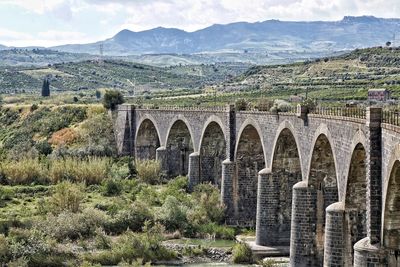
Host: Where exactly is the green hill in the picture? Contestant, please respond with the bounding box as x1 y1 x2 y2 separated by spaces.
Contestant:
0 60 250 95
221 47 400 100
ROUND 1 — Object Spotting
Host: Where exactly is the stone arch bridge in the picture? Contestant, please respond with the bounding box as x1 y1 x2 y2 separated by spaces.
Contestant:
115 104 400 267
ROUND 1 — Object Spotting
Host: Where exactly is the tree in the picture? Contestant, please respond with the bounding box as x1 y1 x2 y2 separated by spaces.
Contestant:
41 77 50 97
95 90 101 99
102 90 125 110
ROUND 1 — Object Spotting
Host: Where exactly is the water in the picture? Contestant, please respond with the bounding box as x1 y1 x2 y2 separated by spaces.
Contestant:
162 263 255 267
166 238 236 249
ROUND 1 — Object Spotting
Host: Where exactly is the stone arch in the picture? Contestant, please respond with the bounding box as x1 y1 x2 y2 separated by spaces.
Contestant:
234 122 266 226
383 147 400 265
343 142 367 267
135 118 161 160
269 127 303 245
166 119 194 178
235 119 267 162
199 120 226 189
308 133 339 266
165 115 195 150
306 123 339 185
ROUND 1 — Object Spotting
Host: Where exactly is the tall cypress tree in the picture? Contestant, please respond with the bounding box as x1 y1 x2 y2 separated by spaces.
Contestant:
41 77 50 97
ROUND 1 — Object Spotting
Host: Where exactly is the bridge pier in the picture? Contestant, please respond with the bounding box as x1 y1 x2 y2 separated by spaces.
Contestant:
156 146 168 174
188 152 200 191
290 181 316 267
256 168 280 246
324 202 345 266
353 237 387 266
221 159 235 224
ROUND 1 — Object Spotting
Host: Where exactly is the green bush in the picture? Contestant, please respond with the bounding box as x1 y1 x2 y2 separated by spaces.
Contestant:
232 242 253 264
84 225 175 265
37 208 108 241
156 196 188 232
273 99 292 112
103 90 125 110
7 228 55 263
48 181 84 214
102 179 123 196
256 98 273 111
188 183 225 225
136 160 161 185
197 223 235 239
106 201 154 234
0 234 9 263
160 176 189 203
235 98 248 111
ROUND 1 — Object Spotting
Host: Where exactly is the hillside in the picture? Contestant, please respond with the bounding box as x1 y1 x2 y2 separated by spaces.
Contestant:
52 16 399 56
0 60 250 94
0 49 95 67
219 47 400 100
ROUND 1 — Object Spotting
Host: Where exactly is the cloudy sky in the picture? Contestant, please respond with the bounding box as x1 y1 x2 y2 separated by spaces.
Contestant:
0 0 399 47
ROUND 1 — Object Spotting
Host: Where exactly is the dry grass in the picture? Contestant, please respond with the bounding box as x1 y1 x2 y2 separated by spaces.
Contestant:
0 158 48 185
136 160 161 185
49 157 111 185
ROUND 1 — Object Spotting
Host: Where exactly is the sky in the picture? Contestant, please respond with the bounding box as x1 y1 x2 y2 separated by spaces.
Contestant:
0 0 399 47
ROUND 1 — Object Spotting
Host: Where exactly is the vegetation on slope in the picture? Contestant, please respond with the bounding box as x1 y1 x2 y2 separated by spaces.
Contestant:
221 47 400 100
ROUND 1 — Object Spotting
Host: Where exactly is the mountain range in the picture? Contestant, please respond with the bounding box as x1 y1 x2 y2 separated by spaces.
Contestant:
45 16 400 56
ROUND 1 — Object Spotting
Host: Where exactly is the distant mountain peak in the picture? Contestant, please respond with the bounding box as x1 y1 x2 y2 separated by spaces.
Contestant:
341 15 380 23
52 16 400 56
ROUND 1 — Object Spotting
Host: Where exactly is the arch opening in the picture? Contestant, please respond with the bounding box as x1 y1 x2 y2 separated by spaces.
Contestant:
199 122 226 189
235 124 265 226
308 134 338 266
135 119 160 160
166 120 194 178
384 160 400 263
271 128 302 245
344 143 367 266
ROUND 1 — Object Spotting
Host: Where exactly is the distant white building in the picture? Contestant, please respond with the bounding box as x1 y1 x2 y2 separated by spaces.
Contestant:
368 89 391 101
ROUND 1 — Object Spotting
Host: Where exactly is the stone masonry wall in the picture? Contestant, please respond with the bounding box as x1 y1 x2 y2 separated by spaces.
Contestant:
114 105 400 266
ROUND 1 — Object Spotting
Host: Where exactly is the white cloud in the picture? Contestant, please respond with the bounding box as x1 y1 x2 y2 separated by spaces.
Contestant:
0 0 67 14
0 0 399 46
0 29 93 47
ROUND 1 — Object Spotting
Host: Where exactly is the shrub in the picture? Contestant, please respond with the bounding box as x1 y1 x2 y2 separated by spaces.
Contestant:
189 183 225 224
156 196 188 232
38 208 108 241
0 234 9 263
232 242 253 264
136 160 161 185
0 158 47 185
30 104 39 112
106 201 154 234
273 99 292 112
84 225 175 265
48 181 84 214
7 228 54 262
102 179 123 196
94 228 111 249
35 140 52 156
197 223 235 239
49 128 77 146
103 90 125 110
256 98 273 111
302 98 317 112
160 176 189 203
235 98 248 111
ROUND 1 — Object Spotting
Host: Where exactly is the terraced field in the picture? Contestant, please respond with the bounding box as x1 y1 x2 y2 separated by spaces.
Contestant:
0 60 251 95
220 47 400 100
